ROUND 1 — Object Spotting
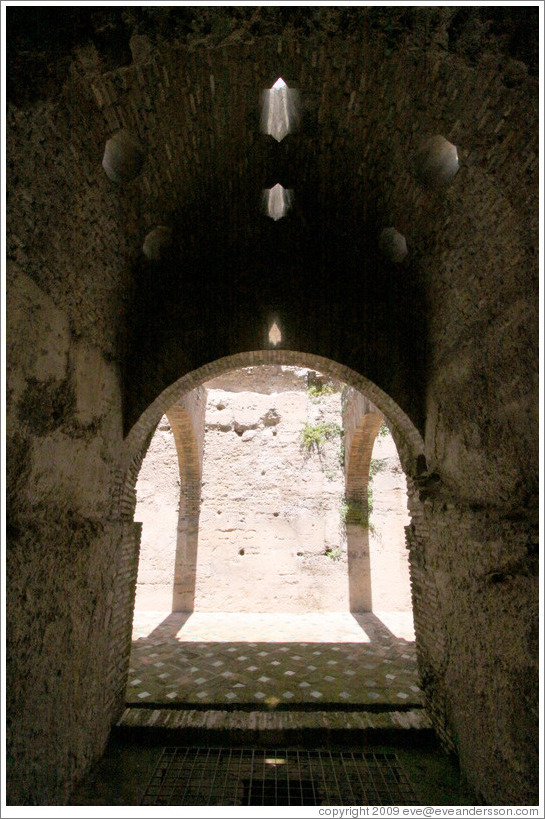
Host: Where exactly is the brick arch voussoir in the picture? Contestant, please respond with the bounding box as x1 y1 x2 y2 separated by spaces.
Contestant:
165 404 202 517
345 412 384 505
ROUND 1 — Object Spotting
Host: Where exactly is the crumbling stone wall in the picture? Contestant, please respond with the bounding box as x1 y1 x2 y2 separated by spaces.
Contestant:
133 367 412 614
196 367 349 613
407 502 538 805
6 91 136 801
7 6 538 807
407 44 539 803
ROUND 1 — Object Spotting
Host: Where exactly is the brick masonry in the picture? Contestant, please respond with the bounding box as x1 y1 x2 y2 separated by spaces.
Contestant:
6 7 538 807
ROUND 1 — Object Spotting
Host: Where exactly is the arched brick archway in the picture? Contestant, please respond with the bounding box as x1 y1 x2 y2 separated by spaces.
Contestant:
344 398 384 611
117 350 425 523
345 408 384 507
166 404 202 511
107 349 427 722
6 5 538 804
165 404 202 611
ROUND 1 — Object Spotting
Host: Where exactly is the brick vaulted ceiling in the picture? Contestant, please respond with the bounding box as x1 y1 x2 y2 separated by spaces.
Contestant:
6 6 539 433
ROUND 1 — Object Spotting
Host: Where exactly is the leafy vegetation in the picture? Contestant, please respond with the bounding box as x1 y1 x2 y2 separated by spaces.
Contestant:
307 382 337 400
340 496 377 535
340 459 386 533
325 547 342 561
340 499 366 527
300 421 342 452
367 484 374 519
369 457 386 480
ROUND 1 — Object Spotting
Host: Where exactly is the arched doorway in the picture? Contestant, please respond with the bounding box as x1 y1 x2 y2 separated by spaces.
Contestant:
109 351 428 719
133 365 413 617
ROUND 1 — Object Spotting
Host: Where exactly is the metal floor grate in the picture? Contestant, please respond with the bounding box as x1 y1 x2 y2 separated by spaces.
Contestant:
141 747 419 806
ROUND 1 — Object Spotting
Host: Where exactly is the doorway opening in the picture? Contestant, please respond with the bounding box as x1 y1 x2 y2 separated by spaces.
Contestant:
126 364 418 712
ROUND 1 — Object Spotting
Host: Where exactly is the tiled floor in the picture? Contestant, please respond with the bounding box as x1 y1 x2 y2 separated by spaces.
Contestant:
126 611 422 708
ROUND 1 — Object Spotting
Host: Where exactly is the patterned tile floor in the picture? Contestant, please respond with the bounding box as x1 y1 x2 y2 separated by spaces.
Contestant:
126 612 423 708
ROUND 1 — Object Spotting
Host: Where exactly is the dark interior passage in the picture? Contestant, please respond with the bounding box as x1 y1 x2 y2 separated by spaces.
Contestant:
69 736 477 807
5 5 539 808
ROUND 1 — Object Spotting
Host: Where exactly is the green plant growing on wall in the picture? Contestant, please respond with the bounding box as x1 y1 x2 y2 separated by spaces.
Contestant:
300 421 342 453
369 457 386 479
307 383 337 401
366 485 378 536
366 460 388 535
367 484 374 517
325 547 342 561
340 458 386 533
340 499 367 527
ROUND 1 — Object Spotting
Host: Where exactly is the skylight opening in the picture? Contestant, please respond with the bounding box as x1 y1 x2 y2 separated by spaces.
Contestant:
415 135 459 188
263 184 293 221
269 322 282 346
142 226 172 261
102 129 145 184
261 78 300 142
379 227 408 263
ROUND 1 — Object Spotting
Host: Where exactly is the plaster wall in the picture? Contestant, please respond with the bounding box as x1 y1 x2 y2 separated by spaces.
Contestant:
196 369 348 613
133 367 412 614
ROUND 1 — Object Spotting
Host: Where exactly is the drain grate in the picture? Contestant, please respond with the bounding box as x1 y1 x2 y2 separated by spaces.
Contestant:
244 777 316 805
141 747 419 806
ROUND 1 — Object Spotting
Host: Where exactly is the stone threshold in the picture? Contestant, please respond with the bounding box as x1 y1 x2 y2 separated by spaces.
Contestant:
116 706 433 738
125 700 424 713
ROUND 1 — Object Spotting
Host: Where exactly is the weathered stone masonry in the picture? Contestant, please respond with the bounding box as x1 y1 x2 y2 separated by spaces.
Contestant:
6 7 538 807
134 366 412 614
